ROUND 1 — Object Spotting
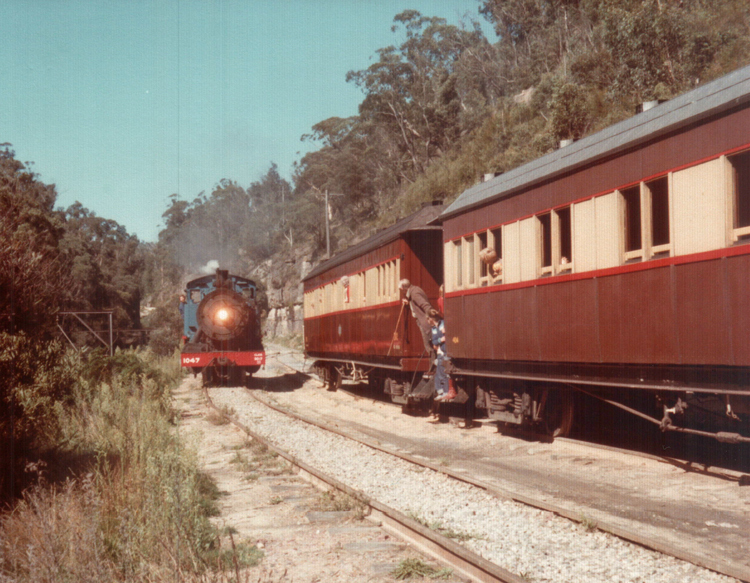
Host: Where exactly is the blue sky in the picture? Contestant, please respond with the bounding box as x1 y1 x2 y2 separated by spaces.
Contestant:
2 1 493 242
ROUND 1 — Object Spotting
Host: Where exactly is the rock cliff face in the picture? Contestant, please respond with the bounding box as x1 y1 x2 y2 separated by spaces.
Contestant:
253 252 313 340
265 304 304 337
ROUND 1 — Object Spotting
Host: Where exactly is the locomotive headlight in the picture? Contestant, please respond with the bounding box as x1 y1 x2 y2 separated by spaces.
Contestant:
216 308 230 322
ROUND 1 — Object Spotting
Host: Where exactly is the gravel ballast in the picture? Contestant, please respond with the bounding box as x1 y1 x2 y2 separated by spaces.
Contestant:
211 386 739 583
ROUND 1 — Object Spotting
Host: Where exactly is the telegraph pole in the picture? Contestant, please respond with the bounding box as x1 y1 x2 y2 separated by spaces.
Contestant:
324 190 345 257
325 189 330 257
305 189 344 257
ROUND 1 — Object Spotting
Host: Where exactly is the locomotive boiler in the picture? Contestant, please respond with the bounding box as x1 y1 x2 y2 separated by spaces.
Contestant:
181 268 265 386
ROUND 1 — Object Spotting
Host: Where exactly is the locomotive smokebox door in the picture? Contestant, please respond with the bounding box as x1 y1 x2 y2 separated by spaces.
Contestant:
197 288 251 341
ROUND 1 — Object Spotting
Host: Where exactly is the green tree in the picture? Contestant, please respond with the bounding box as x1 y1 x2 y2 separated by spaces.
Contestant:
0 146 68 336
601 0 726 101
294 116 381 231
0 145 72 499
153 166 293 275
60 203 143 331
346 11 480 184
480 0 588 92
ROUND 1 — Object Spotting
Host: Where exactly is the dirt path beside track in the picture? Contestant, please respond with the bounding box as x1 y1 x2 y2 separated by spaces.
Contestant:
172 371 461 583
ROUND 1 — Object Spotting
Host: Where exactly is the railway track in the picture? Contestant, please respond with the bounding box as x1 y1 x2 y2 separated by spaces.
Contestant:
205 351 749 582
267 348 749 481
202 379 523 583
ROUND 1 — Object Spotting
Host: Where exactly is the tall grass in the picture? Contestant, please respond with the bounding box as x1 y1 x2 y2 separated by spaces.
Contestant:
0 347 260 582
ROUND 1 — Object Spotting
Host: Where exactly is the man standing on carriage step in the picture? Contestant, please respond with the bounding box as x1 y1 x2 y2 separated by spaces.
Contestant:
399 279 435 362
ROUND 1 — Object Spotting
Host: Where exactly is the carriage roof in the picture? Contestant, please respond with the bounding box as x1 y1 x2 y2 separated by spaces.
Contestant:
302 202 443 282
441 64 750 221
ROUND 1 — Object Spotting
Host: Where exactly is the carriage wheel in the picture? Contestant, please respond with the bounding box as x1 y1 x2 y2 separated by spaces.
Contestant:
544 389 575 437
367 375 383 395
326 365 342 392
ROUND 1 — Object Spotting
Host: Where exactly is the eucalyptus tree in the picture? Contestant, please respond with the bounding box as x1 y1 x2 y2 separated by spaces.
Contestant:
295 116 382 226
0 145 68 336
61 203 143 330
0 146 72 499
346 10 486 185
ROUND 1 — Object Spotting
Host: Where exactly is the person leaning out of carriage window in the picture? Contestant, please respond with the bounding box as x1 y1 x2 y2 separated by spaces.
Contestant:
341 275 350 303
178 294 188 346
399 279 435 360
479 247 502 278
428 309 455 403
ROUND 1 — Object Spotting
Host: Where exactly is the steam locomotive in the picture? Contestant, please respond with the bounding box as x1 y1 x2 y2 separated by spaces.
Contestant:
181 269 265 386
303 65 750 444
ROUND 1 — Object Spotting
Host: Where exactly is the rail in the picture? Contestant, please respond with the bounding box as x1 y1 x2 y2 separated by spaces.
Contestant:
201 382 524 583
256 351 750 582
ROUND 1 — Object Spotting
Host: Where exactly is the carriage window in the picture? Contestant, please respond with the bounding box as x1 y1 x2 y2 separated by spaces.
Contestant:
621 178 673 262
323 283 332 313
730 150 750 240
478 231 488 281
190 290 202 303
557 206 572 271
490 227 503 281
538 213 552 275
537 208 572 276
622 186 642 256
647 177 670 251
393 259 400 298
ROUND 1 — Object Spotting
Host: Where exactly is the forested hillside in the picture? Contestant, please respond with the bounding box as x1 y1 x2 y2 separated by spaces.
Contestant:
148 0 750 338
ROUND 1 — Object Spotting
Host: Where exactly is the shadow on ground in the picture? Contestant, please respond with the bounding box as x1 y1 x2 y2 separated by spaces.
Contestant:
247 371 308 393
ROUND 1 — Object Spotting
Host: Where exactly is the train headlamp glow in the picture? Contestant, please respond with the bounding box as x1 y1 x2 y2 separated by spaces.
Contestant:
216 308 230 322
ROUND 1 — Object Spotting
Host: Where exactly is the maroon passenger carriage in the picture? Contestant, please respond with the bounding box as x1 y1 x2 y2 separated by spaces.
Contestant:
302 203 442 402
439 65 750 441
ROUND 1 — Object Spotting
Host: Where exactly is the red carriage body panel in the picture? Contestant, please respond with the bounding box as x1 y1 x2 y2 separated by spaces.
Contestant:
303 205 443 371
440 67 750 393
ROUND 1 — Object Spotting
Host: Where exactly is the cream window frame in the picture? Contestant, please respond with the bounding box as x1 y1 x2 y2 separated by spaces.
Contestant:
453 239 463 290
536 207 575 277
489 227 504 284
619 185 644 263
620 177 673 263
644 175 673 258
466 235 476 287
554 206 574 274
377 264 384 300
537 212 554 277
477 231 492 287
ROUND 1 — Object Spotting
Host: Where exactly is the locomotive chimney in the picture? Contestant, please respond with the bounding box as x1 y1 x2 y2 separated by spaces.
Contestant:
215 269 230 288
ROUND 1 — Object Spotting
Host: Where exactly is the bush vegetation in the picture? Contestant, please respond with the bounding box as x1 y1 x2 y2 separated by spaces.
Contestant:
0 348 260 582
